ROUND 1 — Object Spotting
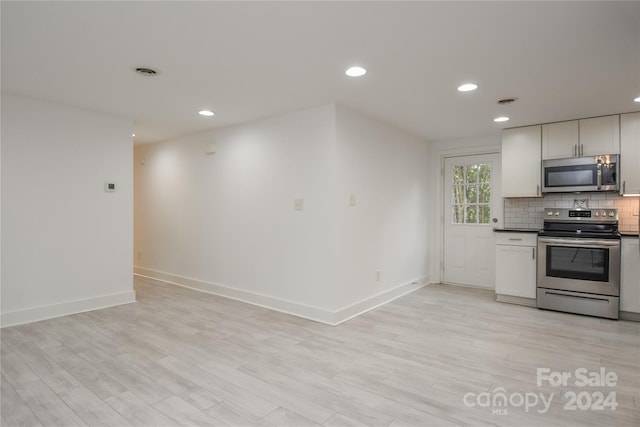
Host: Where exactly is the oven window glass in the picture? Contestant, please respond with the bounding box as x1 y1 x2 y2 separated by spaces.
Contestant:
546 246 609 282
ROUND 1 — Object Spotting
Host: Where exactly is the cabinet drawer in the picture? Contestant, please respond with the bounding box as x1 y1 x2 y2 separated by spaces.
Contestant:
494 233 537 246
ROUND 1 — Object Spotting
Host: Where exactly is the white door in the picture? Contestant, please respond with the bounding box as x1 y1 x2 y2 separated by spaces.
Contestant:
443 153 502 287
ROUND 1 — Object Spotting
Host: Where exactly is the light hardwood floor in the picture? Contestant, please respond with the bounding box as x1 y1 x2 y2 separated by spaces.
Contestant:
2 276 639 426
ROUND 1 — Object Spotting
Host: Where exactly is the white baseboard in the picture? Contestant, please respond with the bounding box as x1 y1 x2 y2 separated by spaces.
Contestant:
620 311 640 322
332 276 430 324
496 293 537 307
1 290 137 328
441 281 494 291
134 266 428 326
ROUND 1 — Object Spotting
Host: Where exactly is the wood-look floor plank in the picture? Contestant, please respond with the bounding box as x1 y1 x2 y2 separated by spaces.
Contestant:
198 360 335 424
262 407 322 427
1 276 638 427
57 385 132 426
115 352 220 411
0 374 44 427
104 391 180 427
13 380 86 427
42 345 128 400
156 355 278 418
153 395 219 427
10 341 81 393
94 356 173 405
1 345 41 387
204 400 275 427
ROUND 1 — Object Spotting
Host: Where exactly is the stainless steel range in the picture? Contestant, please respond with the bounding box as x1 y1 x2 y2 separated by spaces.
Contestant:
537 208 621 319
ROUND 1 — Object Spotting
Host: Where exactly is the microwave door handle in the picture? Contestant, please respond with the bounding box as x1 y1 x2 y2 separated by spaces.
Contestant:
596 161 602 190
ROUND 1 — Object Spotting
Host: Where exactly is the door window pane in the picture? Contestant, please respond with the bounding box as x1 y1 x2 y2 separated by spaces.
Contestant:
452 162 491 224
479 184 491 203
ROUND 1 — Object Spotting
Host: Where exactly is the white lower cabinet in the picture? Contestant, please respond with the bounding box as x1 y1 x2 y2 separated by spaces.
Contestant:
621 237 640 316
495 232 537 305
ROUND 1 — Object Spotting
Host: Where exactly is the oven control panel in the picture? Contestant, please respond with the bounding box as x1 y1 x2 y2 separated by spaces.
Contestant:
544 208 618 222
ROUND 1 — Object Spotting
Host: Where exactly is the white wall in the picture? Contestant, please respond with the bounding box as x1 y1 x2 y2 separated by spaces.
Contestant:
134 104 430 324
334 105 430 309
1 93 135 326
135 105 338 312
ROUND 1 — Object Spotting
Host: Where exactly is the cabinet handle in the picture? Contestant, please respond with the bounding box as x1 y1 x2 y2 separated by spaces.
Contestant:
532 247 536 260
537 184 540 196
573 144 577 157
623 180 626 194
508 238 523 241
580 144 584 157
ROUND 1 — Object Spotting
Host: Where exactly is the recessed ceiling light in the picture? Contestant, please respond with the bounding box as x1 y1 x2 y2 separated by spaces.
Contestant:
345 66 367 77
634 96 640 103
132 133 136 137
198 110 215 117
494 116 510 123
458 83 478 92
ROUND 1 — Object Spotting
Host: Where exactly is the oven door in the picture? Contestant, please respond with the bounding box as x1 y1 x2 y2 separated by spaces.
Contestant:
537 237 620 296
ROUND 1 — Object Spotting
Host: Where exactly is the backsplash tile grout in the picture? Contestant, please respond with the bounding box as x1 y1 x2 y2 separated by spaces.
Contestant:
504 194 639 233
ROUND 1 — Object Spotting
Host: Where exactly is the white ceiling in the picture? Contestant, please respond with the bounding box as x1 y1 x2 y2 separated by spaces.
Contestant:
2 1 639 144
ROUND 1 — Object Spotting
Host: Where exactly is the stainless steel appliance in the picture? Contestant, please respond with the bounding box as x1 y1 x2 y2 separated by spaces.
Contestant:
537 208 621 319
542 154 619 193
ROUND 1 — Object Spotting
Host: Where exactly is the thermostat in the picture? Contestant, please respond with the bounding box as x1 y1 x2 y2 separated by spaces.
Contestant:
105 182 116 192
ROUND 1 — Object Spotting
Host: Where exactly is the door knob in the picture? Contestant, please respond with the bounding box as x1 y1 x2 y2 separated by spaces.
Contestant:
492 218 498 223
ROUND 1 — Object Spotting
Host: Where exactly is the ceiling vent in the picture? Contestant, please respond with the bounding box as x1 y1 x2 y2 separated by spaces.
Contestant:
135 67 158 76
497 97 517 105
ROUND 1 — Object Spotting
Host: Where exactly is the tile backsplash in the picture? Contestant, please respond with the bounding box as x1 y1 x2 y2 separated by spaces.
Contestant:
504 193 640 234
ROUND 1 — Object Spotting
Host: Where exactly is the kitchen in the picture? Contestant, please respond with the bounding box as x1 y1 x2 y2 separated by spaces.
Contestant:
495 113 640 320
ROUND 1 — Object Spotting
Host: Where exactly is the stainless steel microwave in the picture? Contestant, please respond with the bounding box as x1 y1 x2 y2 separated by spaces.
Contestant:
542 154 619 193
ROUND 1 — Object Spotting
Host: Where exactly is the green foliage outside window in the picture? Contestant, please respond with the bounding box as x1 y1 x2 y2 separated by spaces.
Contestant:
452 163 491 224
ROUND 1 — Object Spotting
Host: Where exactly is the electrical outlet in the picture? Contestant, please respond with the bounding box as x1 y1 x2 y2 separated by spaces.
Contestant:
573 199 588 208
294 198 304 211
349 193 357 207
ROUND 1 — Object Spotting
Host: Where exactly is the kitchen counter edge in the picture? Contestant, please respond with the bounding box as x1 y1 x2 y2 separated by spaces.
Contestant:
493 228 540 233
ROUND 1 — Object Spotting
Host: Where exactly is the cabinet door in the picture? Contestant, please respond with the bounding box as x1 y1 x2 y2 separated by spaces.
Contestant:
579 115 620 156
620 238 640 313
542 120 579 159
501 126 541 197
495 245 537 298
620 112 640 195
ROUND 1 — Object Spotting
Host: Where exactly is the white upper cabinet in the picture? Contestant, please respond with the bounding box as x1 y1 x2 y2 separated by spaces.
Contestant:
579 115 620 156
502 125 542 197
620 112 640 195
542 115 620 160
542 120 578 160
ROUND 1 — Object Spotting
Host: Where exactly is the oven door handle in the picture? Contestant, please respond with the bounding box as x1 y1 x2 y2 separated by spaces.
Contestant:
538 237 620 247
